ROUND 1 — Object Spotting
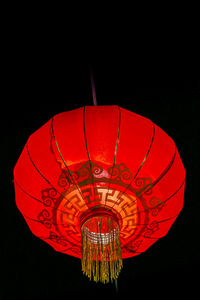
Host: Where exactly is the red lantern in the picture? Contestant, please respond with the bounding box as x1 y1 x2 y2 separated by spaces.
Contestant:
14 105 185 283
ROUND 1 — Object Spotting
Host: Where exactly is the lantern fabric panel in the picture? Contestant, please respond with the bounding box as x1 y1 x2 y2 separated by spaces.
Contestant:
25 119 66 189
84 105 120 165
51 107 88 166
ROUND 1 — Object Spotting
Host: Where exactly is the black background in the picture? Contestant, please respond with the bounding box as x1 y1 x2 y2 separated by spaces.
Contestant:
1 25 200 299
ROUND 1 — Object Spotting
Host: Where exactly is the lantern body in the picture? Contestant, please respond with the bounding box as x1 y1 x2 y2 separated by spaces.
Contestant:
14 106 185 263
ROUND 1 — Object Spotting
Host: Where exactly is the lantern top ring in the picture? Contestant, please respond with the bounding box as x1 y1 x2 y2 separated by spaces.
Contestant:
80 207 121 230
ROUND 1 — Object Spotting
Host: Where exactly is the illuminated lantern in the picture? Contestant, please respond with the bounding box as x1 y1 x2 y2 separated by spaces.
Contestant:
14 105 186 283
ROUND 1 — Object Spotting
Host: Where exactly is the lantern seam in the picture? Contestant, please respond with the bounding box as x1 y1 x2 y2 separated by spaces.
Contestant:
23 210 181 236
111 121 155 211
119 143 177 199
105 106 121 207
121 179 185 219
14 179 80 217
50 117 92 212
34 234 80 249
14 179 45 205
150 146 177 189
83 106 92 162
26 142 52 186
115 145 179 219
120 212 182 251
25 142 80 216
25 213 79 227
23 214 177 227
134 122 156 179
23 215 81 249
82 106 96 209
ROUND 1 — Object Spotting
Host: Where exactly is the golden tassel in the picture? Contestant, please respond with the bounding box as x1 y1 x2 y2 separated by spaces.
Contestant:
81 216 123 284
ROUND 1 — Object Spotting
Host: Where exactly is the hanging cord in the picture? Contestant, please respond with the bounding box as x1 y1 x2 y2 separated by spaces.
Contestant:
89 66 98 106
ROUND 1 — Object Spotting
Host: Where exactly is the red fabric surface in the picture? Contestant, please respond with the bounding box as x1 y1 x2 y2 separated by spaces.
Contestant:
14 106 185 259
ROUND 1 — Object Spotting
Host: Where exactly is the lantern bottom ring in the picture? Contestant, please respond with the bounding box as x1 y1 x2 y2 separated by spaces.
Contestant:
81 214 122 283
